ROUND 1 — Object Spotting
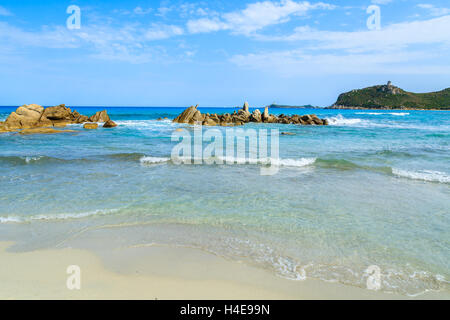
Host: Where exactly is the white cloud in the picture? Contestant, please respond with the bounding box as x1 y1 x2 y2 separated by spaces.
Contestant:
230 15 450 75
133 7 152 15
0 5 12 16
417 4 450 17
156 7 173 18
0 20 185 63
231 49 450 75
0 22 78 48
187 0 335 35
144 24 184 40
187 18 230 33
196 8 209 16
371 0 393 5
256 15 450 51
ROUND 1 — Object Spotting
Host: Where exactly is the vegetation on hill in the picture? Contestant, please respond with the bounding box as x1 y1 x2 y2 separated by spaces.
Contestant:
332 82 450 110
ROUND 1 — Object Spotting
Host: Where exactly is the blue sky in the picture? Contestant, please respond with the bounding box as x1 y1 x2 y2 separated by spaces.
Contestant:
0 0 449 107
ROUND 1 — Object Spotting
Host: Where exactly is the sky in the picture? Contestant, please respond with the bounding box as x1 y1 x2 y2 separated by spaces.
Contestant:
0 0 449 107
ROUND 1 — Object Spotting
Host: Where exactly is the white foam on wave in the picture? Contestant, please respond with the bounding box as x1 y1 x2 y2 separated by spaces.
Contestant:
326 114 447 131
0 216 22 223
140 156 171 164
392 168 450 183
23 156 43 163
140 155 316 168
326 115 364 126
222 156 316 167
0 209 118 224
269 157 317 167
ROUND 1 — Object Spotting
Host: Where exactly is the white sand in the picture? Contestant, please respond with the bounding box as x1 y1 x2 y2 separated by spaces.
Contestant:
0 242 446 300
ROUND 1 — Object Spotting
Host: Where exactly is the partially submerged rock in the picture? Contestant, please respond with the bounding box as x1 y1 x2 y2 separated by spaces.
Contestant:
53 122 70 128
89 110 110 123
173 103 328 127
103 120 117 128
173 105 199 124
18 128 76 135
4 104 51 130
83 123 98 129
0 104 116 134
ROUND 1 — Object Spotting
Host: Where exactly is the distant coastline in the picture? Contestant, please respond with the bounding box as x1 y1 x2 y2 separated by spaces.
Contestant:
328 82 450 110
268 104 321 109
325 106 450 111
267 82 450 111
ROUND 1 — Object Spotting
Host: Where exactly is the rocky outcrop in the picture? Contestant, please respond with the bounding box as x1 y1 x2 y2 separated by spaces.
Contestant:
89 110 110 123
262 106 269 122
173 105 200 124
103 120 117 128
243 101 250 113
4 104 50 130
250 109 262 122
173 103 328 127
41 104 73 121
0 104 116 134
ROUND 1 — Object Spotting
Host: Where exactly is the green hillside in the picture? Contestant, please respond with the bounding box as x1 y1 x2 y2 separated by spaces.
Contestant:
332 82 450 110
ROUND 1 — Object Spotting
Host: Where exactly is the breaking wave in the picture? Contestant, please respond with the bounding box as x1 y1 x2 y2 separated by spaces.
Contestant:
0 155 67 165
139 155 316 168
326 115 364 126
0 209 119 224
140 156 171 164
392 168 450 184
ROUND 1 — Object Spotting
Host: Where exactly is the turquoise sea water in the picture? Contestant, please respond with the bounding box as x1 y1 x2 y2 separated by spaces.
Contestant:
0 106 449 296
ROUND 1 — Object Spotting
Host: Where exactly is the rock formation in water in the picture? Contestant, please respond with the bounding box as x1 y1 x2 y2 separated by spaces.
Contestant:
103 120 118 128
83 123 99 129
173 102 328 126
0 104 116 134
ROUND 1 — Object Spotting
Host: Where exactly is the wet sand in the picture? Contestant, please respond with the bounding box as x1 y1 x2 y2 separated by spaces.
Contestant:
1 241 447 300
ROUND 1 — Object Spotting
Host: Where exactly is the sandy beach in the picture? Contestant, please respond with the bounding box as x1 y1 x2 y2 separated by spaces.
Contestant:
0 241 447 300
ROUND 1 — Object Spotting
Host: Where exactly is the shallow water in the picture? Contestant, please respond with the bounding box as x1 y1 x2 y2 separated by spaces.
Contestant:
0 106 449 296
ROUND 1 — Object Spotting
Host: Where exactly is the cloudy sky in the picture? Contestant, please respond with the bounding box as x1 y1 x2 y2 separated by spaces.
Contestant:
0 0 449 106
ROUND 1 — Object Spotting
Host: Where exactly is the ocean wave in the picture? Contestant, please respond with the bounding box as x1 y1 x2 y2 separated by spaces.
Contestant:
216 156 316 168
140 156 171 164
114 120 174 128
140 155 317 168
373 149 415 158
0 209 118 224
325 114 449 131
0 155 65 165
104 152 146 161
221 237 448 296
0 155 109 166
326 115 365 126
392 168 450 184
24 156 44 163
269 157 316 167
0 153 148 165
